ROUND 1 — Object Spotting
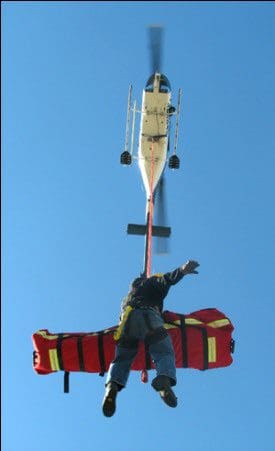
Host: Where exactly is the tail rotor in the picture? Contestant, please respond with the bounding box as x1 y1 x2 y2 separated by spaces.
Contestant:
148 25 164 74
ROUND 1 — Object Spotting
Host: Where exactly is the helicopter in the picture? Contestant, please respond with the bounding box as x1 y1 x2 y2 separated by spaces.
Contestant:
120 26 182 276
32 27 235 394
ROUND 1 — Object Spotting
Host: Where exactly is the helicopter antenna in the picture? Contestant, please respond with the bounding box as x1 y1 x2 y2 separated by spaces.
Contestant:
173 88 182 155
124 85 132 153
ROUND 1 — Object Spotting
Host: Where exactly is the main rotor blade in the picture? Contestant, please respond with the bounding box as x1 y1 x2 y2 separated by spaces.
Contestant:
154 176 169 254
148 25 163 74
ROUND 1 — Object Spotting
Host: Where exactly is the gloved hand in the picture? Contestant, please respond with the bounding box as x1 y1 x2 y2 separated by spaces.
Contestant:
181 260 200 275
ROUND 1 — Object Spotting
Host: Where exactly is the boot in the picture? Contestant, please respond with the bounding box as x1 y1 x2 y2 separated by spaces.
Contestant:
151 375 177 408
102 382 118 417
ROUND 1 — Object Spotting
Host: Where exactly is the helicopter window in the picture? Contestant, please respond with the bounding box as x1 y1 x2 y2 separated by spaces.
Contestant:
145 84 154 93
159 85 169 93
145 74 171 93
159 75 171 93
145 75 154 92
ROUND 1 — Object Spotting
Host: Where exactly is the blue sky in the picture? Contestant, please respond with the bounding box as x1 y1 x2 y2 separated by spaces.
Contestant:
2 2 275 451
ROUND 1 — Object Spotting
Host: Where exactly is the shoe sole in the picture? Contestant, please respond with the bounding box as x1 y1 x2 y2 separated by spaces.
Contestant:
159 388 178 408
102 388 117 417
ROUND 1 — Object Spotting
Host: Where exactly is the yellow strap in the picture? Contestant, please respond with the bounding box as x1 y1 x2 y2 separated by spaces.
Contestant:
113 306 133 341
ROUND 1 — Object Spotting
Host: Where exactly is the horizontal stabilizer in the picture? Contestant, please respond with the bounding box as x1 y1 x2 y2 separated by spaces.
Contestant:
127 224 171 237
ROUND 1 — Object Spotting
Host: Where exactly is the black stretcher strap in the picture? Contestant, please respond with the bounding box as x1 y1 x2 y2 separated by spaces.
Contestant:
56 334 70 393
97 333 106 376
57 334 64 370
165 316 209 370
180 323 208 370
33 351 37 366
64 371 70 393
179 315 188 367
77 336 85 371
200 327 209 370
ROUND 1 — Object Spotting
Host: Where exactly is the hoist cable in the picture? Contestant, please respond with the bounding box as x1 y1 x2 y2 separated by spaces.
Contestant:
146 142 155 277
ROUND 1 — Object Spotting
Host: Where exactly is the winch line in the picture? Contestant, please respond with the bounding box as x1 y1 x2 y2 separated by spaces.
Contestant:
141 141 155 383
146 142 155 277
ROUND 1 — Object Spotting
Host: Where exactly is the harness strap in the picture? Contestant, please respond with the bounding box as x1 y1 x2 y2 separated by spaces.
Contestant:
113 306 133 341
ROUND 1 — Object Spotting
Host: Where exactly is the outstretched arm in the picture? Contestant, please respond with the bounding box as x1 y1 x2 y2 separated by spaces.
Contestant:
181 260 200 275
163 260 200 286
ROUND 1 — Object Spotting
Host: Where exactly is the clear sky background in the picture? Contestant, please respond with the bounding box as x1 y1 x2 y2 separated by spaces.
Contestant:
2 2 275 451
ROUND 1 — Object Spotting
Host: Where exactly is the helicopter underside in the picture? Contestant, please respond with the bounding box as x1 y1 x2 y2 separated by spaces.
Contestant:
138 89 171 198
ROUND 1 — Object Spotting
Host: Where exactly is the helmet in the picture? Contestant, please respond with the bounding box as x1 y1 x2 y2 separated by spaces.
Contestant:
131 275 147 289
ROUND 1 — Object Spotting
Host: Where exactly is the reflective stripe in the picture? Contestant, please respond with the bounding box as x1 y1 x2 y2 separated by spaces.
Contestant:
36 330 70 340
37 330 59 340
207 319 230 328
185 318 203 325
49 349 60 371
164 323 177 330
164 318 203 326
164 318 230 329
208 337 217 363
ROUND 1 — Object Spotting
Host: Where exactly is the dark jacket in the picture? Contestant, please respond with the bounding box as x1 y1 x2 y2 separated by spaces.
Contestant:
121 267 185 315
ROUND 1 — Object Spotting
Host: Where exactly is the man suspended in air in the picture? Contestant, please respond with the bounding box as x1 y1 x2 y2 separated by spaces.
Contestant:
102 260 200 417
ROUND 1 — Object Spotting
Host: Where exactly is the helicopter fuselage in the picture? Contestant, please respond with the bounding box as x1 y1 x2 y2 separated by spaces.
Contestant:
138 73 171 200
